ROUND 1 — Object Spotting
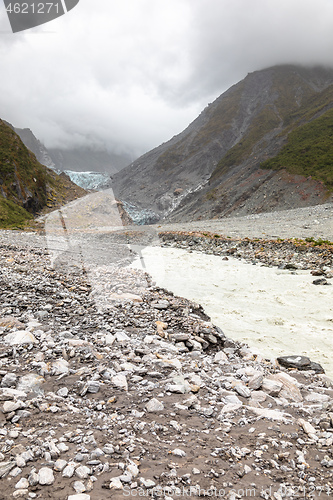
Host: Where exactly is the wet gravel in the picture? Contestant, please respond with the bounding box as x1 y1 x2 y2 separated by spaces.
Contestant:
0 225 332 499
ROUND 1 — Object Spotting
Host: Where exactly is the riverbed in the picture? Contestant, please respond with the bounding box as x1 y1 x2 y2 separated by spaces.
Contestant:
131 246 333 376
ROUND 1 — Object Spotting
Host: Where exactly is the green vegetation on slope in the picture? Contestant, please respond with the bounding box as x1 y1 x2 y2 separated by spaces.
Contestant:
0 197 33 229
261 108 333 189
209 66 333 188
0 119 48 210
0 119 87 229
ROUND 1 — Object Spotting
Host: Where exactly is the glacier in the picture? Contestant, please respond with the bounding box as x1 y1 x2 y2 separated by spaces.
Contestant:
122 201 160 225
64 170 112 190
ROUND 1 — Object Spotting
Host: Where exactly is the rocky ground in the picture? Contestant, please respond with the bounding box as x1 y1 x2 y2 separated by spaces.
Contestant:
160 203 333 242
0 213 332 500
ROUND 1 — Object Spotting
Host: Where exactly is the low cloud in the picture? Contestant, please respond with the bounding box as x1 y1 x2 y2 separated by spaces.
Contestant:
0 0 333 158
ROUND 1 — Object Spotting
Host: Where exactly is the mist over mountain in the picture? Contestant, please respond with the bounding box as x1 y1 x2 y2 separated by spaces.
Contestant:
112 65 333 222
14 127 132 175
47 147 132 174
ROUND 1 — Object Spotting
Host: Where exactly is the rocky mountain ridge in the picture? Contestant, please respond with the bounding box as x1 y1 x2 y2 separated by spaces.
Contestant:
112 65 333 222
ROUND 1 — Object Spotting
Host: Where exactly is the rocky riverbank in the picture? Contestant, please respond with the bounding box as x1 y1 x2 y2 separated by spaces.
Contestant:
0 230 332 499
159 231 333 275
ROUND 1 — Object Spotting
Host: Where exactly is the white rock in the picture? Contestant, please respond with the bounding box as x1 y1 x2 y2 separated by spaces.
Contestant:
120 362 137 372
73 481 86 493
52 359 69 376
298 418 318 438
4 331 37 345
15 478 29 489
38 467 55 485
48 440 60 458
90 448 104 459
268 373 303 402
16 374 44 395
54 459 67 472
262 378 283 396
86 381 100 393
127 463 139 477
0 388 27 401
63 464 76 478
75 465 91 479
249 391 267 403
220 403 242 414
214 351 228 362
68 495 91 500
57 387 69 397
57 443 69 453
13 490 29 498
3 400 22 413
144 335 155 344
21 450 33 463
104 334 115 345
234 384 251 398
15 456 26 468
139 478 156 488
305 392 330 403
109 477 123 490
190 374 203 387
191 339 203 350
248 407 290 422
244 465 252 474
9 467 22 478
154 356 182 371
172 448 186 457
248 371 263 390
112 374 128 391
224 395 242 405
119 473 132 483
165 384 187 394
103 444 115 455
115 331 130 342
0 460 15 478
146 398 164 412
28 471 38 486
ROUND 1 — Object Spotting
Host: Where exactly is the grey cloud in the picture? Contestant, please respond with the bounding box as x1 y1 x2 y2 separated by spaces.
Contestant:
0 0 333 158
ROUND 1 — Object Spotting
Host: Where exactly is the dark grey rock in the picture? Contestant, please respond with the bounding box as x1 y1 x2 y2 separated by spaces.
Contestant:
277 355 325 373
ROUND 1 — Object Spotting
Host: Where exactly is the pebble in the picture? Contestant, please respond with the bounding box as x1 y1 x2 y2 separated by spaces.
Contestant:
68 495 91 500
4 331 37 345
146 398 164 412
75 466 91 480
15 478 29 489
0 230 331 497
38 467 55 485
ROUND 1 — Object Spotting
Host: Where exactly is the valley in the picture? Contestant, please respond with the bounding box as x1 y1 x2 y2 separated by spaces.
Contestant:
0 63 333 499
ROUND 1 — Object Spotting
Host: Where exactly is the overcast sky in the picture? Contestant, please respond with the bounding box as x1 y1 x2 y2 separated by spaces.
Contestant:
1 0 333 159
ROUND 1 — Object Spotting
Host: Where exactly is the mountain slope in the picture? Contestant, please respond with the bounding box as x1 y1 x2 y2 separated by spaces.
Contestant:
0 120 86 228
13 126 56 170
112 65 333 222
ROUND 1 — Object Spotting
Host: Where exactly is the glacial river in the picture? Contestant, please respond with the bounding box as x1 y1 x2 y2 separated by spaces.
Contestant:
131 246 333 377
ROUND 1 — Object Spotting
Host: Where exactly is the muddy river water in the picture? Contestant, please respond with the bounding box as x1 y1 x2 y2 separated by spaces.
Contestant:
131 246 333 377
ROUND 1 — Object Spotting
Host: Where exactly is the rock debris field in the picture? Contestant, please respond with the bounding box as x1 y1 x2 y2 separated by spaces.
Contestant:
0 211 333 500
